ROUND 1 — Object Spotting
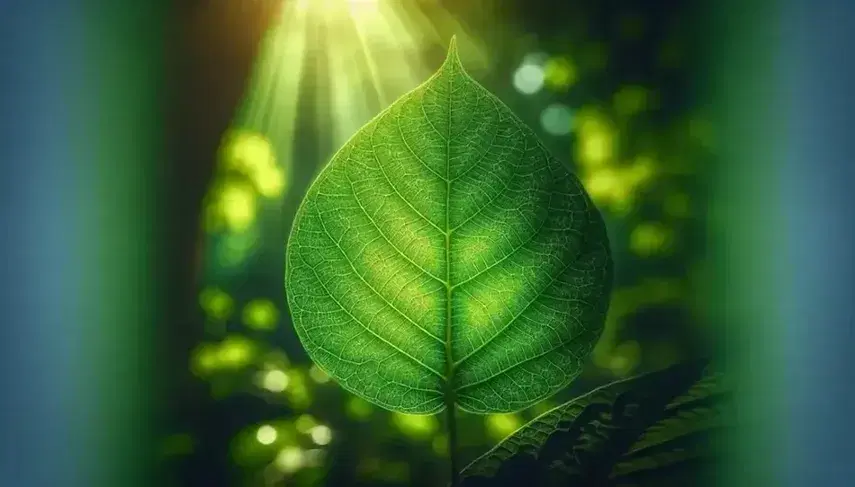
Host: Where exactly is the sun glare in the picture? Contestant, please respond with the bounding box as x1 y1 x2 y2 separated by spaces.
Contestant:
232 0 486 177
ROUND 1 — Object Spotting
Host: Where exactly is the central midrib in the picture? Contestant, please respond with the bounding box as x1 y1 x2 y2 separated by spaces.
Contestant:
443 60 456 402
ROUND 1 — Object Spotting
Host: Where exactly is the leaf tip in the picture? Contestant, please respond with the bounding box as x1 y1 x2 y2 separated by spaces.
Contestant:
445 35 462 66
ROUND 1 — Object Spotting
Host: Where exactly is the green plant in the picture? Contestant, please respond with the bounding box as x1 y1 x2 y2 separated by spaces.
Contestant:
285 38 725 486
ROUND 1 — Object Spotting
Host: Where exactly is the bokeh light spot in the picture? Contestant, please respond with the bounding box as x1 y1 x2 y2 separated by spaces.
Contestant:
609 340 642 376
262 369 289 392
513 63 545 95
346 396 374 420
242 299 279 330
310 425 333 446
543 57 577 91
295 414 317 434
218 335 256 369
431 434 449 456
199 287 234 321
540 103 574 136
391 412 438 440
256 425 278 445
275 446 305 473
630 222 672 256
212 182 257 232
485 414 522 441
308 364 331 383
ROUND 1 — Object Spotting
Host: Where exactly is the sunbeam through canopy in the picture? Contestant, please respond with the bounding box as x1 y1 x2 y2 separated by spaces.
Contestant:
204 0 487 274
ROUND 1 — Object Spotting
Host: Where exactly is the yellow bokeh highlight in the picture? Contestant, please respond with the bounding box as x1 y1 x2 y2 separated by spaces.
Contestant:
242 299 279 330
256 424 278 445
609 340 642 377
485 413 522 441
543 57 577 91
630 222 672 256
190 343 220 376
221 130 275 173
254 164 286 198
274 446 305 473
204 181 258 233
391 412 438 440
574 109 616 167
346 396 374 420
218 335 257 369
581 155 658 214
295 414 317 434
199 287 234 321
284 368 312 409
531 400 557 417
308 364 331 383
431 434 449 456
261 369 289 392
310 425 333 445
190 335 257 377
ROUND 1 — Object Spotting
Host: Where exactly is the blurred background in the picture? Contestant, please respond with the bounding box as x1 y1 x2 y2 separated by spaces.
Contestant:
3 0 855 487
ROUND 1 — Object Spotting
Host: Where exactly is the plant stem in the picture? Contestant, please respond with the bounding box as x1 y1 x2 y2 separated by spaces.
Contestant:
445 397 460 487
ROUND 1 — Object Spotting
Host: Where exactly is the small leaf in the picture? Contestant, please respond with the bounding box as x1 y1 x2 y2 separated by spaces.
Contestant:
459 359 731 486
285 38 612 414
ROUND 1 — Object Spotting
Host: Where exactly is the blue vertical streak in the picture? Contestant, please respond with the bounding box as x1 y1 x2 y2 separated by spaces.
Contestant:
781 0 855 484
0 1 88 487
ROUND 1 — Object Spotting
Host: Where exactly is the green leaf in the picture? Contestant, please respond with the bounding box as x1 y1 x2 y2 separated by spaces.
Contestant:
458 359 732 486
285 38 612 414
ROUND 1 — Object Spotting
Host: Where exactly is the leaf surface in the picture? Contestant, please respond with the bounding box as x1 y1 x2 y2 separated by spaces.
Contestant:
458 359 732 486
285 38 612 414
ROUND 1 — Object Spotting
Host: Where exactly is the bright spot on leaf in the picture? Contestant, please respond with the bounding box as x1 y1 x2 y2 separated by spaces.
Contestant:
256 425 278 445
262 369 289 392
308 364 330 383
513 63 545 95
543 57 577 91
485 413 522 441
540 103 573 136
346 396 374 420
391 412 438 440
199 287 234 321
309 425 333 446
274 446 305 473
218 335 256 369
630 222 672 256
242 299 279 330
